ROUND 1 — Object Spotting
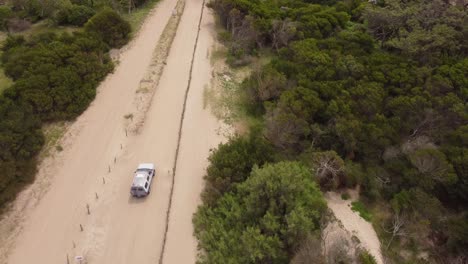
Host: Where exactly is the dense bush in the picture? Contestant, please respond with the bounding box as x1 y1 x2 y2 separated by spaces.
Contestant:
6 0 153 24
208 0 350 66
300 150 348 190
56 4 96 26
2 33 113 121
202 132 274 206
0 97 43 206
365 0 467 64
85 8 131 48
10 0 58 21
194 161 327 263
69 5 95 25
0 6 13 30
205 0 468 261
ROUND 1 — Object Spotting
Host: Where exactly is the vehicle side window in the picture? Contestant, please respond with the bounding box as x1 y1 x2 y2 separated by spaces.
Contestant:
145 182 148 188
147 175 150 181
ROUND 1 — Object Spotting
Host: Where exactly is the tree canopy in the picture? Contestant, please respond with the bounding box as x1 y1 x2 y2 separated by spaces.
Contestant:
194 161 327 264
85 8 131 48
202 133 275 206
203 0 468 262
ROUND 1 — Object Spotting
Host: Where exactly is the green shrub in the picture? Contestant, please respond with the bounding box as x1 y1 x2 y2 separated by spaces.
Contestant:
217 31 231 43
447 213 468 256
1 35 26 53
2 32 113 121
54 5 96 27
0 6 12 30
194 161 327 263
0 97 44 207
341 192 350 200
55 7 71 25
358 250 377 264
85 9 131 48
351 201 372 222
344 161 364 187
68 5 96 26
360 166 382 202
201 132 274 205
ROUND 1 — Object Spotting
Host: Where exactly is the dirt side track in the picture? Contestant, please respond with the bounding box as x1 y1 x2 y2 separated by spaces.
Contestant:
1 0 224 263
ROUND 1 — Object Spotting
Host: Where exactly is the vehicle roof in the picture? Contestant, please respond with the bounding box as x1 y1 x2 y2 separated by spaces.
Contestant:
137 163 155 170
132 172 148 187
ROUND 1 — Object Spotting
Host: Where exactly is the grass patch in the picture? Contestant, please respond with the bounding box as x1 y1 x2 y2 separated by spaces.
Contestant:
351 201 373 222
38 121 69 160
203 84 212 109
0 67 12 94
208 73 242 124
210 47 228 65
205 70 263 135
0 32 7 43
204 43 266 135
123 0 160 33
204 18 269 134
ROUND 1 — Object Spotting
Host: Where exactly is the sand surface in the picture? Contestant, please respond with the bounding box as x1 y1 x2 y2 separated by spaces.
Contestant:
325 192 384 264
0 0 225 263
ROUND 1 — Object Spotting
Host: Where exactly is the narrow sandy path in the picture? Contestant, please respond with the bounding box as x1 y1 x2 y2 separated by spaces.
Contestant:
1 0 224 263
325 192 384 264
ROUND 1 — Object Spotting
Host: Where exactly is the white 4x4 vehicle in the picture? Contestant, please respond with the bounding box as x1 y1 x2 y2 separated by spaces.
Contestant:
130 163 156 197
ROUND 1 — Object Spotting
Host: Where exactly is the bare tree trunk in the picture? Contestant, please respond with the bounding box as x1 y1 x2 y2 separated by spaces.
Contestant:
386 233 395 250
384 213 405 250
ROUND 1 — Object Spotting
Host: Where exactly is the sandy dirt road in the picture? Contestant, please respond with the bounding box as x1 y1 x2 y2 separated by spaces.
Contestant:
325 192 384 264
2 0 224 263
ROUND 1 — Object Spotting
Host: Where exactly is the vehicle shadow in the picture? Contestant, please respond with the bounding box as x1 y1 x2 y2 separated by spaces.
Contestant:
127 195 148 204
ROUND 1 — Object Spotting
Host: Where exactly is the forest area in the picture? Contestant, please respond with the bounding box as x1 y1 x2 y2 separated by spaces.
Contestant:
0 0 154 209
194 0 467 263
